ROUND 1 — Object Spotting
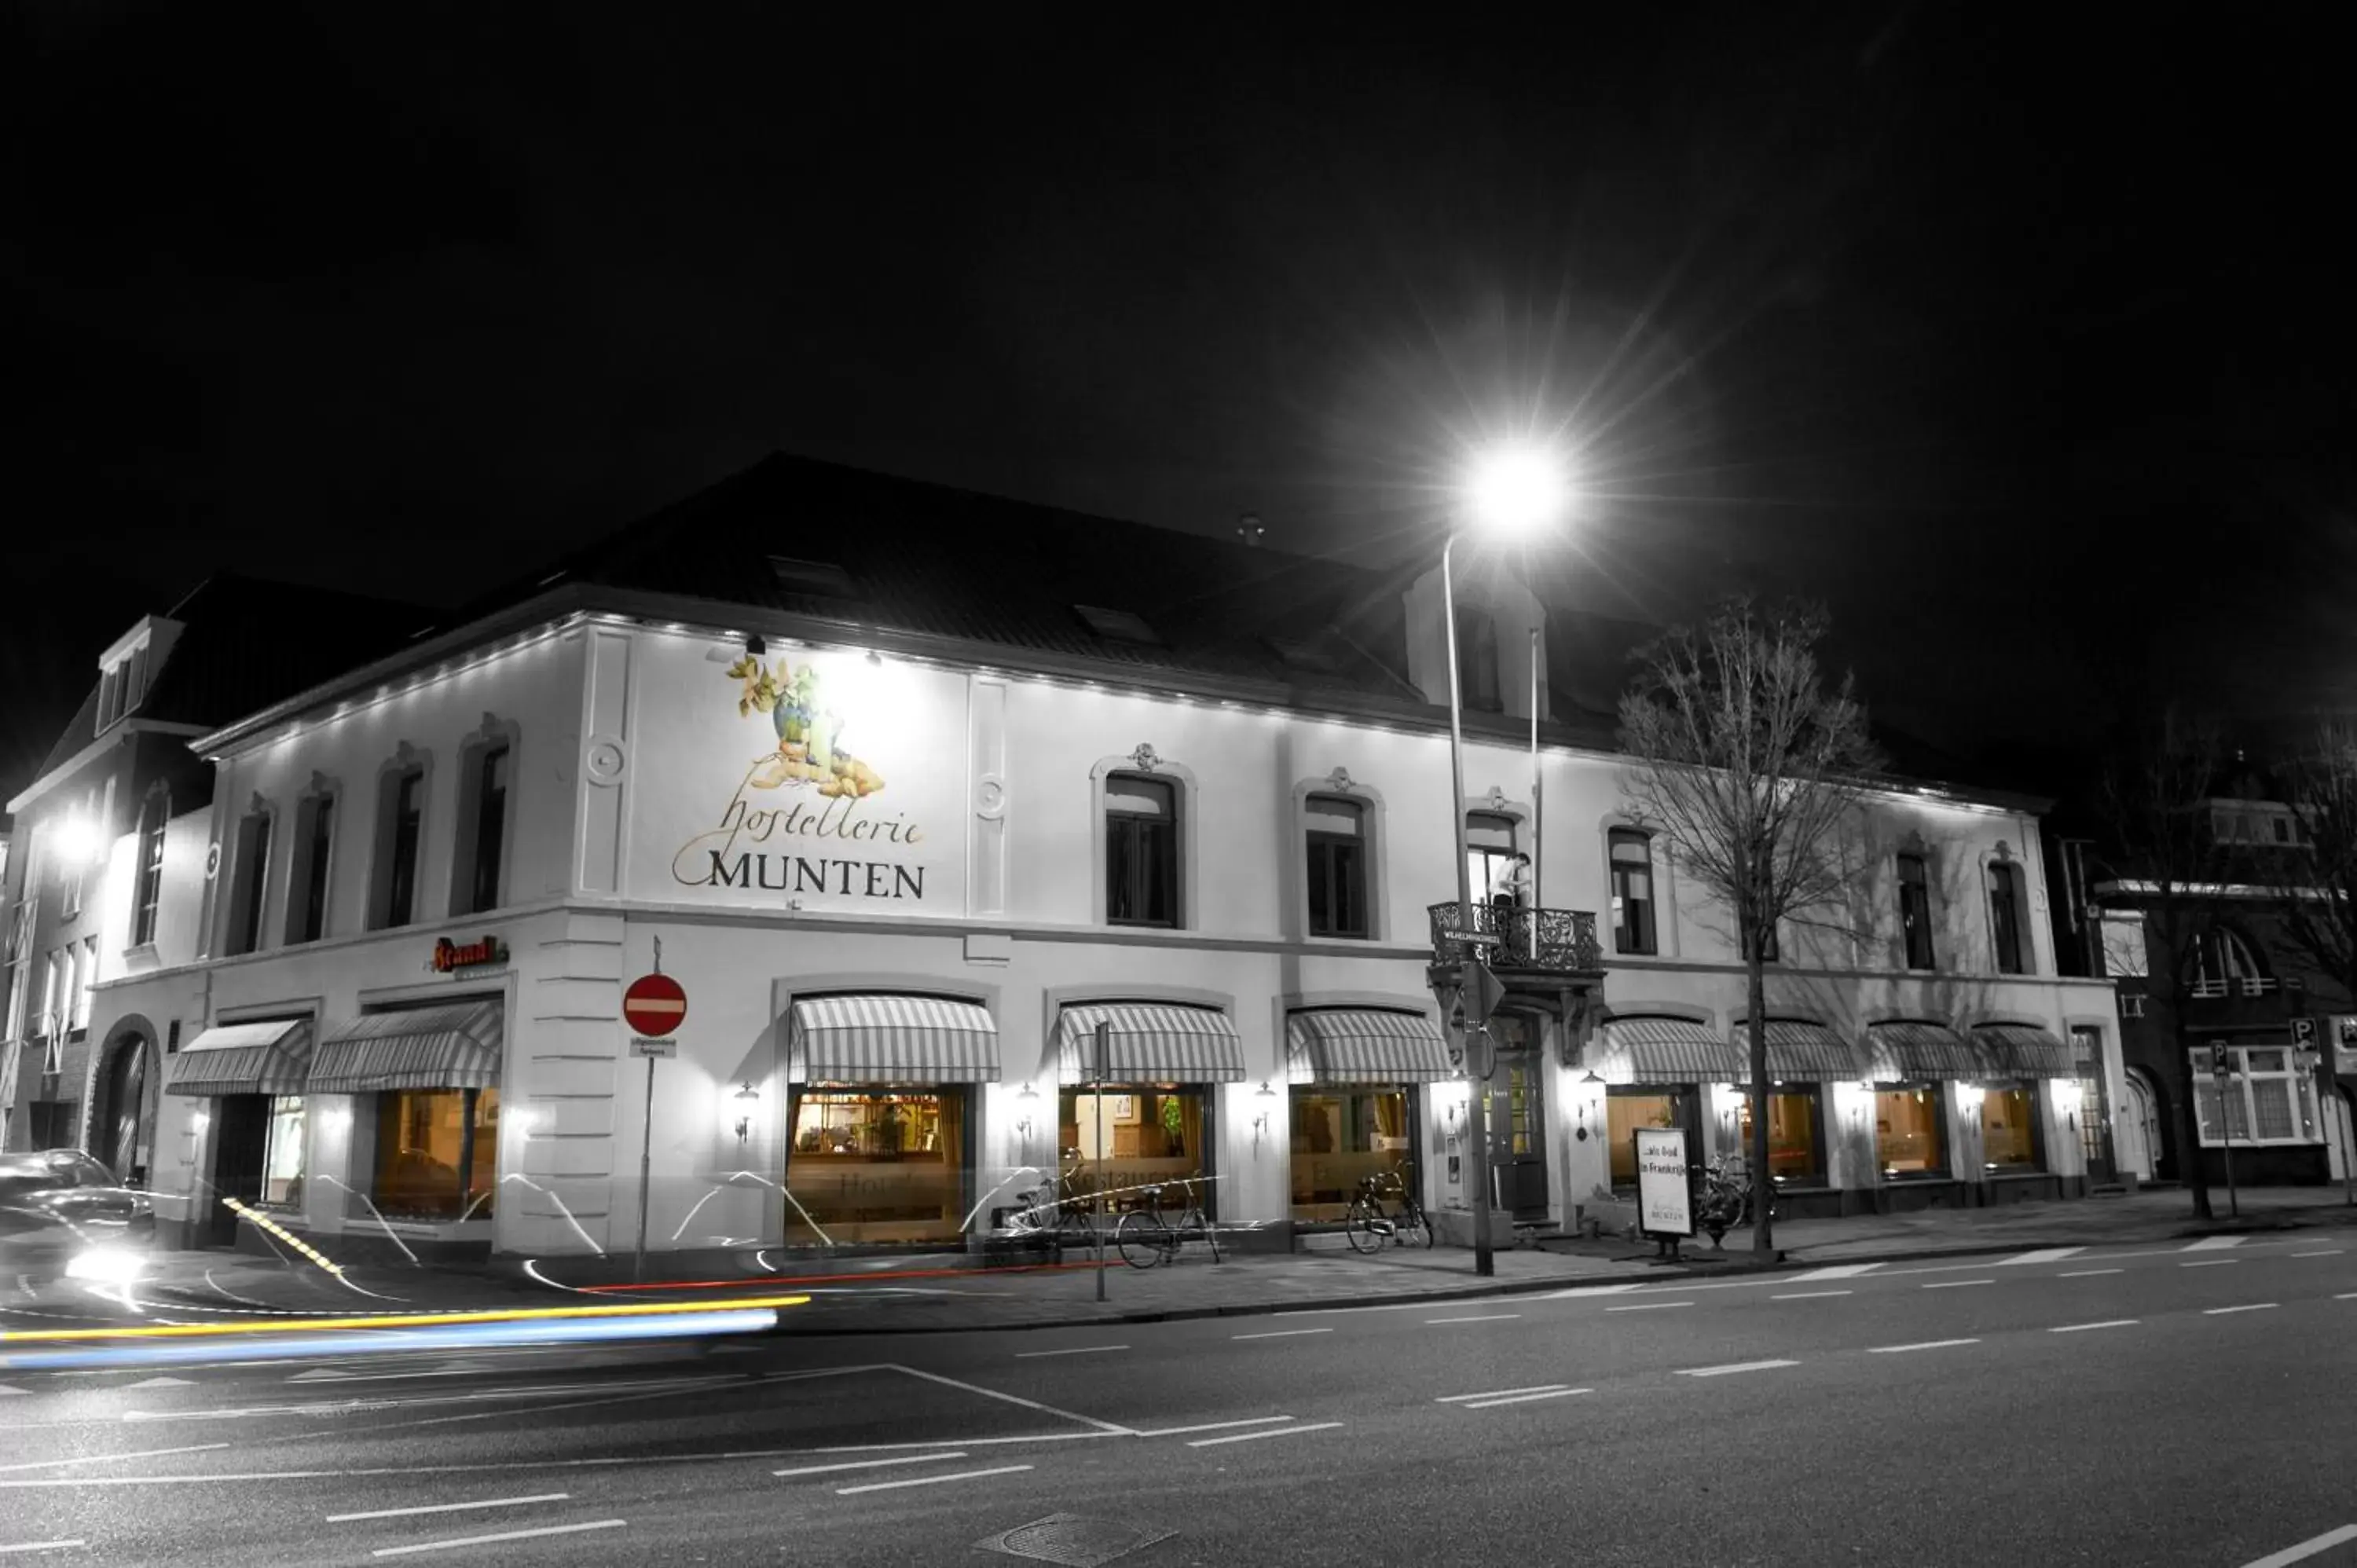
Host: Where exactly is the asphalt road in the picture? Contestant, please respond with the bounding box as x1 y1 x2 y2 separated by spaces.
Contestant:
5 1235 2357 1566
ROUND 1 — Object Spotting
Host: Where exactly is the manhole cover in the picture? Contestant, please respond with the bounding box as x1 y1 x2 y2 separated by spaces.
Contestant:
974 1512 1178 1566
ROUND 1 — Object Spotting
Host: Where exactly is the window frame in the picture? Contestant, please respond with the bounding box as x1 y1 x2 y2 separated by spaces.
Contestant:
2191 1046 2322 1147
1302 792 1373 940
449 723 521 919
132 787 170 948
1976 1079 2044 1172
1987 859 2029 975
224 804 276 958
368 753 431 932
1871 1081 1951 1179
1897 852 1935 971
284 783 340 946
1608 827 1658 956
369 1085 499 1222
1102 771 1182 929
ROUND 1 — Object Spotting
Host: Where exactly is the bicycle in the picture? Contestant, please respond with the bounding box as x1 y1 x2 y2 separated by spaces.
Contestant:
1343 1167 1432 1253
1114 1174 1222 1269
1006 1152 1105 1251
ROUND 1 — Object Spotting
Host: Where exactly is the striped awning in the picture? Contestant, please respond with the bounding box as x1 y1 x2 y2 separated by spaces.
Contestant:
309 999 504 1095
1975 1024 2078 1079
1588 1017 1742 1085
1057 1003 1246 1084
1285 1009 1452 1084
165 1019 314 1097
1866 1020 1998 1082
788 995 999 1083
1739 1020 1863 1081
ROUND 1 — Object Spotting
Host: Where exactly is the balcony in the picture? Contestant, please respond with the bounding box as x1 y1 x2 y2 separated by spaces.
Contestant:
1427 901 1604 976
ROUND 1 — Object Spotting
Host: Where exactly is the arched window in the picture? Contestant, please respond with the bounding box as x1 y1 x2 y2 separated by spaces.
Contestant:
2184 929 2274 998
1897 852 1934 970
1104 773 1181 928
1988 860 2028 975
1608 829 1655 955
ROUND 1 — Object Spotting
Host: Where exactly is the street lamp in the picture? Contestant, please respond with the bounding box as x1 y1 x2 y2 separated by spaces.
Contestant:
1442 441 1574 1278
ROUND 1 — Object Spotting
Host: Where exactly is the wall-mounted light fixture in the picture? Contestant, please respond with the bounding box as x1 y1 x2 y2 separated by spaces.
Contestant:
1014 1081 1039 1141
1252 1080 1277 1149
733 1081 761 1145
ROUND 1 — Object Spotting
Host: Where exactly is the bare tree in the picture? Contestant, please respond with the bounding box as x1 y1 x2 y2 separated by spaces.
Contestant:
1618 598 1883 1253
2091 709 2233 1219
2278 720 2357 1008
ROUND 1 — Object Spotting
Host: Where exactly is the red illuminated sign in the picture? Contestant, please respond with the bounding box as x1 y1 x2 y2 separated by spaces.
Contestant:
430 935 508 973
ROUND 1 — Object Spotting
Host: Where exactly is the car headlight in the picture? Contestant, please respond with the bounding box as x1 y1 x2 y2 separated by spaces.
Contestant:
65 1248 146 1284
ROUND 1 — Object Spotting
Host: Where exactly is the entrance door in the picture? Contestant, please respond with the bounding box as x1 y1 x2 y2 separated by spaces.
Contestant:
1483 1047 1549 1221
97 1037 150 1185
2126 1071 2162 1181
206 1094 271 1247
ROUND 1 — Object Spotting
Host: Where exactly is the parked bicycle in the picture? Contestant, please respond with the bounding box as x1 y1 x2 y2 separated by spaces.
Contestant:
1006 1151 1105 1250
1694 1152 1779 1247
1114 1174 1222 1269
1343 1165 1432 1253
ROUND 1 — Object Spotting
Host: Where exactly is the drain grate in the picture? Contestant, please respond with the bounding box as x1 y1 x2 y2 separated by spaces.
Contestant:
974 1512 1178 1566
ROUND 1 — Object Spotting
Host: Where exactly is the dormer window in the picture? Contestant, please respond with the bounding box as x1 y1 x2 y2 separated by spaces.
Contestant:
767 555 862 600
94 623 162 733
1075 605 1160 644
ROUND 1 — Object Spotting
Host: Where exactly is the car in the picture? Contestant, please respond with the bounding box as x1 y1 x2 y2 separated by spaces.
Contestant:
0 1149 156 1287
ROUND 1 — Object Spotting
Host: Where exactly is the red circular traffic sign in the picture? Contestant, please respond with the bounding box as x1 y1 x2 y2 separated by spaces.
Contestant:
623 973 687 1037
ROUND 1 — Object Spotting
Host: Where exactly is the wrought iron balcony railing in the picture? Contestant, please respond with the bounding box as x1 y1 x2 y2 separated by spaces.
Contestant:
1428 901 1604 973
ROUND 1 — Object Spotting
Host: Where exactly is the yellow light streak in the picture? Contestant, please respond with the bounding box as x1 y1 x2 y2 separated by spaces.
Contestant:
1 1295 809 1344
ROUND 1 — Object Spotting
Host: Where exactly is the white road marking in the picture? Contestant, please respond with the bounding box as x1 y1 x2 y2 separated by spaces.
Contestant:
0 1387 24 1398
1186 1422 1345 1448
1014 1346 1127 1358
288 1369 356 1383
1464 1389 1589 1409
2205 1304 2278 1315
772 1456 963 1479
2183 1236 2246 1251
2293 1250 2346 1258
837 1464 1032 1495
2239 1523 2357 1567
884 1365 1133 1435
1922 1280 1993 1290
2182 1259 2239 1269
1996 1247 2084 1266
1231 1328 1331 1341
119 1377 195 1390
1436 1386 1568 1404
372 1519 625 1557
1132 1417 1296 1438
1772 1291 1852 1301
1425 1313 1520 1324
0 1541 85 1555
2050 1320 2139 1333
1606 1302 1693 1312
1868 1339 1981 1354
2060 1269 2123 1278
0 1443 228 1475
328 1493 570 1522
1675 1361 1798 1378
2340 1294 2357 1301
1543 1284 1645 1299
1786 1264 1884 1280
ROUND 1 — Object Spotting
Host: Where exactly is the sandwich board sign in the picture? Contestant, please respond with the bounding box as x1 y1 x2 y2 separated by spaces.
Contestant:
1635 1126 1694 1238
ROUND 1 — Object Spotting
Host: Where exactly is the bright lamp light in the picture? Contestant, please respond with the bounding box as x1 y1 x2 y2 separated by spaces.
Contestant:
51 815 101 865
1463 445 1573 536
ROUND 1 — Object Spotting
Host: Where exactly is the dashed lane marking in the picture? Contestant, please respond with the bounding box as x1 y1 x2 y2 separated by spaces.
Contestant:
0 1541 85 1555
327 1493 569 1522
773 1456 962 1480
372 1519 625 1557
1921 1280 1994 1289
1186 1422 1344 1448
1132 1417 1295 1438
1606 1302 1692 1312
1868 1339 1980 1354
1542 1284 1645 1299
1230 1329 1331 1341
837 1464 1032 1496
2183 1236 2247 1251
1424 1314 1519 1324
1014 1346 1127 1358
1785 1264 1884 1280
2293 1250 2346 1258
2182 1259 2240 1269
1675 1361 1798 1378
1463 1389 1589 1409
0 1444 227 1475
2237 1523 2357 1568
1772 1291 1852 1301
1436 1386 1567 1404
2205 1304 2279 1315
2060 1269 2124 1278
1996 1247 2085 1266
2050 1320 2138 1333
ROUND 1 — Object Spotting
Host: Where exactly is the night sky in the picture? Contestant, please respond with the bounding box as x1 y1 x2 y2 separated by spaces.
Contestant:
6 4 2349 802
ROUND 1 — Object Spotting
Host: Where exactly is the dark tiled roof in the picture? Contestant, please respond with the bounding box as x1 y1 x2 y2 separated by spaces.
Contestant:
26 576 431 789
471 452 1432 705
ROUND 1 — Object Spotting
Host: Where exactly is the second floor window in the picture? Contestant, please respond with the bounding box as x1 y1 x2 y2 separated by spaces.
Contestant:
1453 614 1501 712
133 793 168 947
1989 862 2027 975
1897 853 1934 970
288 793 336 944
1466 812 1518 903
74 936 94 1031
457 744 511 916
228 809 273 957
1105 773 1179 928
1304 794 1369 939
1609 829 1655 955
376 768 427 930
2184 928 2272 998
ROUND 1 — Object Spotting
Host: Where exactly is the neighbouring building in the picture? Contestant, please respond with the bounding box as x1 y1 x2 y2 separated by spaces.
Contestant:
92 454 2122 1266
0 577 427 1171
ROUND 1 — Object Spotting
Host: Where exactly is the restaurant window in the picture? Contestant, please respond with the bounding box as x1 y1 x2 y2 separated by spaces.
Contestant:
133 789 169 947
1104 773 1180 928
371 1086 497 1221
1875 1084 1948 1178
1607 1088 1692 1194
1979 1083 2040 1170
1061 1086 1212 1217
371 764 427 931
225 806 274 957
1609 829 1656 955
1897 852 1935 970
286 789 337 945
452 739 513 918
1736 1088 1824 1182
1288 1086 1411 1221
785 1088 969 1244
1304 794 1370 939
1989 861 2028 975
262 1097 306 1208
2193 1046 2321 1146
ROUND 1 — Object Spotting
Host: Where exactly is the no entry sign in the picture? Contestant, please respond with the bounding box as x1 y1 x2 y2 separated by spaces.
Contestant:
623 972 687 1037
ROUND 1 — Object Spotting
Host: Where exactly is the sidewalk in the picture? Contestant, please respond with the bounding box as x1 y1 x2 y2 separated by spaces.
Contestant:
126 1185 2357 1335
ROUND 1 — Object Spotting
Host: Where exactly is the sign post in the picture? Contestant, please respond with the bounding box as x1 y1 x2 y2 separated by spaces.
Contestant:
624 947 689 1284
2210 1043 2238 1220
1634 1125 1694 1260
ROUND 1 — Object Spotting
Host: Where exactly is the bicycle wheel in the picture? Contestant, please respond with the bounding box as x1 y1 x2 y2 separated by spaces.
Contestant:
1343 1200 1383 1254
1402 1201 1435 1248
1116 1210 1169 1269
1197 1209 1222 1264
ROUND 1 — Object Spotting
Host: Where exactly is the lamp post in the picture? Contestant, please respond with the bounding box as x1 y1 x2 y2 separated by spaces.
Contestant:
1441 443 1573 1280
